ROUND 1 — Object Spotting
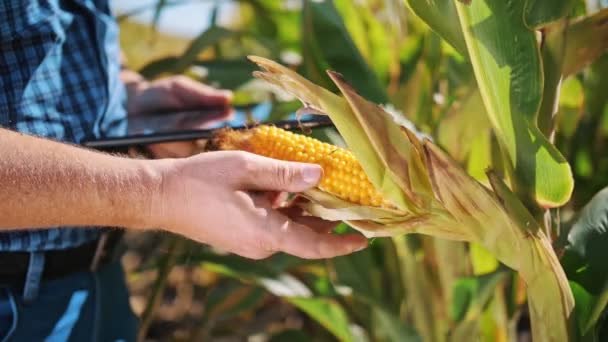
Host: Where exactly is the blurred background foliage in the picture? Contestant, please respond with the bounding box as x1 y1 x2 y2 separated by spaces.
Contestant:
116 0 608 341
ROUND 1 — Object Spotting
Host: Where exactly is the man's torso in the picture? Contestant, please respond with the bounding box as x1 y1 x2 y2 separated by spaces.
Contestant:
0 0 127 251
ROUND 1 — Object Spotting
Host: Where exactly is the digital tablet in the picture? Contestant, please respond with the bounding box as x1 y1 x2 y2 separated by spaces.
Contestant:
82 106 334 153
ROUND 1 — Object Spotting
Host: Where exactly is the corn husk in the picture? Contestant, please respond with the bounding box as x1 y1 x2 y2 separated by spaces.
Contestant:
247 56 574 341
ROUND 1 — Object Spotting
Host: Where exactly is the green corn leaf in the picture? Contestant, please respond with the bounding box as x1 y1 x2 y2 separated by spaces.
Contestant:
437 89 490 164
450 270 508 322
174 26 236 73
138 56 179 79
301 0 388 104
333 0 371 61
403 0 467 56
287 298 354 342
455 0 574 207
524 0 578 28
569 281 597 338
373 306 422 342
470 243 500 275
189 59 257 90
557 77 585 138
197 252 354 341
330 248 385 306
329 244 421 342
562 188 608 333
204 282 266 320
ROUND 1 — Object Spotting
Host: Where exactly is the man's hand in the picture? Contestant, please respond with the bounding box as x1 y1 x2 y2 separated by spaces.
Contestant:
0 128 367 259
152 151 367 259
122 70 233 158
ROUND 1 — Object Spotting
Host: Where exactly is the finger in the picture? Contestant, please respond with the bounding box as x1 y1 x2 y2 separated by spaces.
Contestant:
278 207 339 233
172 77 233 107
292 216 339 233
236 153 323 193
265 191 289 208
283 195 310 208
264 211 367 259
177 108 235 130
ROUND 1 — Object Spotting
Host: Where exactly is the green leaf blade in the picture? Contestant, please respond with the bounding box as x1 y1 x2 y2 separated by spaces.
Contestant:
302 0 388 104
455 0 574 207
404 0 467 56
524 0 577 28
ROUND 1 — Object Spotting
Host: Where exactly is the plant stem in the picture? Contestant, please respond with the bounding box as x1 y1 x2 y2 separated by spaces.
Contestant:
137 236 183 342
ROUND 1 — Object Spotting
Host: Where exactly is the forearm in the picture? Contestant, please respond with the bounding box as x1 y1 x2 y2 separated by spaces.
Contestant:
0 128 161 230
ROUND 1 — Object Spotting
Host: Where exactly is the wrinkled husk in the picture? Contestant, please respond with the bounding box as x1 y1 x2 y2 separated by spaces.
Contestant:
246 56 574 341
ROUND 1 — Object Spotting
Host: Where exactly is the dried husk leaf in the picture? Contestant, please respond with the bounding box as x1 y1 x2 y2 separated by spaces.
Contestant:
487 172 574 342
299 190 405 221
303 181 469 240
249 56 415 212
423 141 574 341
347 216 471 240
327 71 433 211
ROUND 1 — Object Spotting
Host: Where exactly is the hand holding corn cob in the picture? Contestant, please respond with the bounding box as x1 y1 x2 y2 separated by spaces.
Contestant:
213 125 389 208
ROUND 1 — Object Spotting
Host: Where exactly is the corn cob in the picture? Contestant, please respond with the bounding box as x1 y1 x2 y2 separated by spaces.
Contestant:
213 125 388 207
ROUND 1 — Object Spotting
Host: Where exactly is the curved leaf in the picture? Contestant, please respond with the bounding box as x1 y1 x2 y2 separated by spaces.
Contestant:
451 270 508 322
288 298 354 342
422 141 574 341
139 56 179 79
403 0 467 56
191 59 257 89
563 187 608 292
524 0 577 28
455 0 574 207
562 188 608 333
373 306 422 342
301 0 388 104
330 249 422 341
175 26 236 73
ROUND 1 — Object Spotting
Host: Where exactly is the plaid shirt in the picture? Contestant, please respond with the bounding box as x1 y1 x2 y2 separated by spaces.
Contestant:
0 0 127 251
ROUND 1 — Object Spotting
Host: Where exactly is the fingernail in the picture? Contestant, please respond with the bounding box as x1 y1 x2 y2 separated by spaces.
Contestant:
302 165 322 185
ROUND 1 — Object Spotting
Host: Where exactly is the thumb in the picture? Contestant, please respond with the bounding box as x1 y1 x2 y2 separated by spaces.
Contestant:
237 154 323 192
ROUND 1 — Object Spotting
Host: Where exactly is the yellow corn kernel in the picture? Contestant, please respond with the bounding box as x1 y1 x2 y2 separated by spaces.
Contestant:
215 125 390 207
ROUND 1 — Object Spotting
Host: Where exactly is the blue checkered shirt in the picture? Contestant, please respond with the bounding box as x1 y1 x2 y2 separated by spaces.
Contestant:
0 0 127 251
